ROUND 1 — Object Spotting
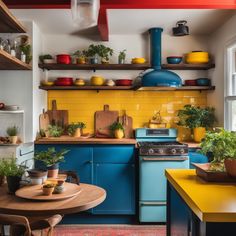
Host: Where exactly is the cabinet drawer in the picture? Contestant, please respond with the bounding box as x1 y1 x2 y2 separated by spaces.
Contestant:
139 203 166 222
93 145 135 163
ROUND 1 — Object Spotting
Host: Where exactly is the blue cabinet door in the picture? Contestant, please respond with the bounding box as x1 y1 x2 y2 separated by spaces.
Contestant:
92 162 135 215
35 145 93 184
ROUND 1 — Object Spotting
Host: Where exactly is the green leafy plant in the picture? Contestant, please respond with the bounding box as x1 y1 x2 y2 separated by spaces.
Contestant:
110 122 124 131
67 122 86 136
39 54 53 63
200 129 236 163
118 49 126 61
19 44 32 64
177 104 216 129
87 44 100 57
48 125 63 137
87 44 113 61
6 125 19 136
1 158 25 177
34 147 69 167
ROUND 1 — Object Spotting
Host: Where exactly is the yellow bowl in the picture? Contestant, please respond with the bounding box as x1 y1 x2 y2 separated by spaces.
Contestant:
41 81 54 86
186 52 209 64
131 57 146 64
90 76 104 86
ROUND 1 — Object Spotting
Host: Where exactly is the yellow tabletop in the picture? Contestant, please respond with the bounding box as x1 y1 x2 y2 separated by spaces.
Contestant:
165 169 236 222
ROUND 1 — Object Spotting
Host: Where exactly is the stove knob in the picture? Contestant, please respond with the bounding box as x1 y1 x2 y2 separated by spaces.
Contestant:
148 149 154 155
171 149 177 154
159 149 164 154
180 148 185 154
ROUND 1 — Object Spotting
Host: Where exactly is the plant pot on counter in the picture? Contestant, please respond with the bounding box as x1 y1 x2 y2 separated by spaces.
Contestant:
114 129 124 139
73 128 81 138
193 127 206 143
47 163 59 178
6 176 21 194
224 159 236 178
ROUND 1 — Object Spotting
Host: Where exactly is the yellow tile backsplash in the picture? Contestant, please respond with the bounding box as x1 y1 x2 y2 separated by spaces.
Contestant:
48 90 207 140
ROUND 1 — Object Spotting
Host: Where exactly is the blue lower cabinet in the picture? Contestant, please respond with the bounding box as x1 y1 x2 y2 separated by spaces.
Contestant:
139 203 166 222
93 162 135 214
189 149 208 169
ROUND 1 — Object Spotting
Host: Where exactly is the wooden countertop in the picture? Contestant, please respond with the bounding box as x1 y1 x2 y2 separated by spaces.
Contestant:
35 136 137 145
165 169 236 222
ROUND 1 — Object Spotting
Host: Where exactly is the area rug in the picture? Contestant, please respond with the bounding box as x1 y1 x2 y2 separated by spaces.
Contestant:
54 225 166 236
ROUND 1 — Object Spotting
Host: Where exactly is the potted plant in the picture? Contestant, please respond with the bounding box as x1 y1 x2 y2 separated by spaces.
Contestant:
19 44 32 64
2 158 25 194
6 125 19 144
39 54 54 64
97 44 113 64
42 183 55 196
110 122 125 139
34 147 69 178
67 122 86 137
48 125 63 137
118 49 126 64
73 50 87 64
177 104 216 142
87 44 100 64
200 129 236 176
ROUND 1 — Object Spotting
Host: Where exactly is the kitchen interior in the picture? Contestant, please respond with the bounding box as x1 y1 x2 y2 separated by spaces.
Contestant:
0 0 236 235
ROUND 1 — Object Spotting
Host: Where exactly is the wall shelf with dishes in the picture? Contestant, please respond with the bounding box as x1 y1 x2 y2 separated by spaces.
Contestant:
0 1 31 70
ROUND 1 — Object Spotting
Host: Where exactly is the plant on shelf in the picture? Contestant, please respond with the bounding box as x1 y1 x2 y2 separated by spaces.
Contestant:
73 50 87 64
110 122 125 139
19 44 32 64
199 129 236 176
97 44 113 64
34 147 69 178
87 44 100 64
48 125 63 137
67 122 86 137
1 158 25 193
118 49 127 64
39 54 53 63
6 125 19 144
177 104 216 142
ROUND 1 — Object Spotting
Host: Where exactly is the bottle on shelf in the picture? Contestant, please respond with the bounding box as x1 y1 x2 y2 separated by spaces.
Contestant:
10 40 17 57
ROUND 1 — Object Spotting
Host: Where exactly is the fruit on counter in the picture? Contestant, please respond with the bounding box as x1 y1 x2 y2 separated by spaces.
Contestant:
0 102 5 110
74 79 85 86
185 51 209 64
106 79 115 86
41 80 54 86
131 57 146 64
90 76 105 86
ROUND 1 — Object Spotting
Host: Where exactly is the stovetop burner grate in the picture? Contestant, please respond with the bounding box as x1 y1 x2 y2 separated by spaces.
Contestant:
138 141 187 147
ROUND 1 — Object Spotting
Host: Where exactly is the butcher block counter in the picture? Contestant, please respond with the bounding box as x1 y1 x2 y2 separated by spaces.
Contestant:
166 169 236 236
35 136 137 145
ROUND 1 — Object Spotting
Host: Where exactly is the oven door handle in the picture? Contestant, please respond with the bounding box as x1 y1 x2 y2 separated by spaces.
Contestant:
141 157 188 161
140 201 166 206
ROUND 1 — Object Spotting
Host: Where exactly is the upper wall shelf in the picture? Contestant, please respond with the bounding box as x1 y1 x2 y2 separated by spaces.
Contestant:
38 63 215 71
0 0 26 33
0 49 32 70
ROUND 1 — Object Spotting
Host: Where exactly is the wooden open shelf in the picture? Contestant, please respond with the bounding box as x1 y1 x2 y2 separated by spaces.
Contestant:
0 0 26 33
38 63 150 71
162 63 215 70
0 49 31 70
39 85 215 91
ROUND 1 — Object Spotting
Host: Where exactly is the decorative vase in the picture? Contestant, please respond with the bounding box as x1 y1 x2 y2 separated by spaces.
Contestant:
73 128 81 138
47 163 59 178
9 136 18 144
193 127 206 143
118 58 125 64
224 159 236 178
114 129 124 139
6 176 21 194
77 57 86 64
90 57 98 64
101 58 109 64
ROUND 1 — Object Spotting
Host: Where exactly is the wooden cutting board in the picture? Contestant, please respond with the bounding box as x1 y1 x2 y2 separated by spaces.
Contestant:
39 109 50 131
95 105 119 137
118 110 133 138
47 100 68 128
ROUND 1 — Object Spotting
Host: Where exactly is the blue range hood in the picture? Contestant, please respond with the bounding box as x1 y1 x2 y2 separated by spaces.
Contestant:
142 28 182 87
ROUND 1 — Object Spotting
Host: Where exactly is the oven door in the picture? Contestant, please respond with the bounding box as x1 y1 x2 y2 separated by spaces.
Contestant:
139 156 189 201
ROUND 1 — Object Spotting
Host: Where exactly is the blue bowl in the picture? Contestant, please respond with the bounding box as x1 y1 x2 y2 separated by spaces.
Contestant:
167 56 182 64
196 78 210 86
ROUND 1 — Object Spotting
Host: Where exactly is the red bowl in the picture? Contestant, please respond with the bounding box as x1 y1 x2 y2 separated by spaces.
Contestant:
57 54 71 64
116 79 133 86
185 79 197 86
55 77 73 86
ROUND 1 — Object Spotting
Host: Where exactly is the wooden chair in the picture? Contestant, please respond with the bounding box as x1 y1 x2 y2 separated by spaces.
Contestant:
0 214 62 236
59 170 80 185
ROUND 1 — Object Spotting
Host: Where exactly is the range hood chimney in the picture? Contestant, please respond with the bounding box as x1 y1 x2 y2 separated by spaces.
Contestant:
142 28 182 87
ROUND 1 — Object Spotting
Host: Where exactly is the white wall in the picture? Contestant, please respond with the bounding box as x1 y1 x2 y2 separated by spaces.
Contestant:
208 14 236 126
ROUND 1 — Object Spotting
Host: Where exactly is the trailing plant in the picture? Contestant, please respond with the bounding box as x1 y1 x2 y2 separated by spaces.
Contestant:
48 125 63 137
177 104 216 129
110 122 124 131
199 129 236 163
6 125 19 136
118 49 126 61
39 54 53 63
67 122 86 136
1 158 25 177
19 44 32 64
34 147 69 167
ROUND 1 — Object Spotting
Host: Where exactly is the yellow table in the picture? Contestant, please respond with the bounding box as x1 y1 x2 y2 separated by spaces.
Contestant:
165 169 236 236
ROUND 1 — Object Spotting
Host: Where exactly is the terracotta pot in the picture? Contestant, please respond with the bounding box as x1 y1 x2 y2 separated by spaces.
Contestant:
73 128 81 138
224 159 236 178
42 187 54 196
9 136 18 144
193 127 206 143
114 129 124 139
47 163 59 178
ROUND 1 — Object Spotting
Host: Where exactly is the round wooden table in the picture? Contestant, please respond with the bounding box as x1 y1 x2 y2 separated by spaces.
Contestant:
0 183 106 217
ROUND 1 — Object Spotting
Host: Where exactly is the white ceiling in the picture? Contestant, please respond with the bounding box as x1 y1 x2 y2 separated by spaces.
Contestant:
12 9 235 36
